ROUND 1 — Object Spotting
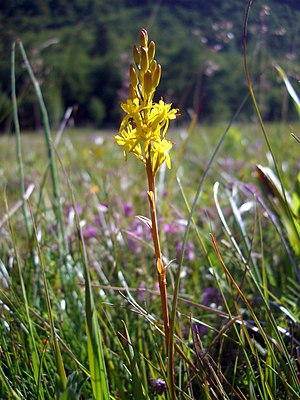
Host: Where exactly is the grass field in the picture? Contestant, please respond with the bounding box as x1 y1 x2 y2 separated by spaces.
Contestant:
1 118 300 399
1 20 300 400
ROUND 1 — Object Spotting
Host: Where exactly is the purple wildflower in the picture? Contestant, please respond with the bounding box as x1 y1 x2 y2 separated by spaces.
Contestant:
201 287 223 307
192 322 208 336
84 226 98 239
65 203 83 216
163 222 178 234
150 378 167 395
123 202 134 217
125 220 151 253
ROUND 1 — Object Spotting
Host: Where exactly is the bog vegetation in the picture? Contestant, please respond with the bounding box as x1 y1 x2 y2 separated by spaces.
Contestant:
0 1 300 400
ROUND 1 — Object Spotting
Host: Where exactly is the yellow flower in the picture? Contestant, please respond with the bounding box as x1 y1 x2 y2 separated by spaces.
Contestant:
114 123 144 162
151 137 173 173
114 29 179 174
121 98 141 115
149 100 178 137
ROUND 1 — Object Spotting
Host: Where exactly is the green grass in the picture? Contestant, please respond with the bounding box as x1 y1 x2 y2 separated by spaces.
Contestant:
1 25 300 399
0 119 299 399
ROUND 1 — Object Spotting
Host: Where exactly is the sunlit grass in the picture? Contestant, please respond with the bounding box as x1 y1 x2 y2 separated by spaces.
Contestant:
1 118 299 398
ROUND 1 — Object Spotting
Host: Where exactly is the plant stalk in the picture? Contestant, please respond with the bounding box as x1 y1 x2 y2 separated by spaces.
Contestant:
146 154 176 399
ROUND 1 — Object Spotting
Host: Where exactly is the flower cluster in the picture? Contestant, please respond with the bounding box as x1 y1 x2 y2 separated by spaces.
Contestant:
114 29 178 175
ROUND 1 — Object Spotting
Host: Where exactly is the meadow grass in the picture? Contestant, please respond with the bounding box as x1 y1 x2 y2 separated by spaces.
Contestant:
0 118 299 399
0 21 300 400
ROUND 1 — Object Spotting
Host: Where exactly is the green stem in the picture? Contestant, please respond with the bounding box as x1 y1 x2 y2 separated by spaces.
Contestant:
18 42 67 254
11 42 30 239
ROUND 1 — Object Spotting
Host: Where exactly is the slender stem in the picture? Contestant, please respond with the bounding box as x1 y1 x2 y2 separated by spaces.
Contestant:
11 42 30 239
146 159 161 257
146 156 169 342
146 154 176 399
18 42 67 254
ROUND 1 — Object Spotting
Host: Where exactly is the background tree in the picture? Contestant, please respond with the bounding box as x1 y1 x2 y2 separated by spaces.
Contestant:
0 0 299 131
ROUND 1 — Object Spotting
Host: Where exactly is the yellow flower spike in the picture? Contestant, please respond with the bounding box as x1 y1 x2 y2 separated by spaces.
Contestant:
114 29 179 175
115 31 179 391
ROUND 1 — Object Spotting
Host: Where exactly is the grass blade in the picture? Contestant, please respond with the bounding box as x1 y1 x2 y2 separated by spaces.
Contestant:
28 203 67 391
11 42 31 240
18 41 67 253
55 151 110 399
275 65 300 118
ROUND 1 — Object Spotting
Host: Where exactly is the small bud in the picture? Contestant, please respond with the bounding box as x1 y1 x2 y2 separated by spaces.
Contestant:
140 28 148 48
148 41 155 61
129 84 136 100
156 258 164 274
140 47 149 73
150 59 157 74
144 70 152 95
130 64 138 87
133 45 140 67
151 378 167 395
152 63 161 88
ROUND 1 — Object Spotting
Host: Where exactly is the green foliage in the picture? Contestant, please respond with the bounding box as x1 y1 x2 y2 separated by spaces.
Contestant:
1 3 300 399
1 115 300 398
1 0 300 130
257 164 300 259
89 97 106 126
276 65 300 118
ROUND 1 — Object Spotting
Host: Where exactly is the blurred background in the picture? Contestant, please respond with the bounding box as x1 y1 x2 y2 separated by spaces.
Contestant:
0 0 300 132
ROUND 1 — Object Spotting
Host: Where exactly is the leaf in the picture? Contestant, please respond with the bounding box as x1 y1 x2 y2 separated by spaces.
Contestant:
85 260 110 400
256 164 300 256
292 172 300 217
122 322 148 400
275 65 300 118
256 164 291 205
136 215 152 229
68 176 110 399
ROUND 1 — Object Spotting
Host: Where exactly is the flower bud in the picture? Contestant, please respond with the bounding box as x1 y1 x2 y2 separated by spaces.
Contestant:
140 47 149 73
148 41 155 61
133 45 140 67
144 70 152 95
140 28 148 48
130 64 138 88
150 59 157 74
152 63 161 88
129 84 136 100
